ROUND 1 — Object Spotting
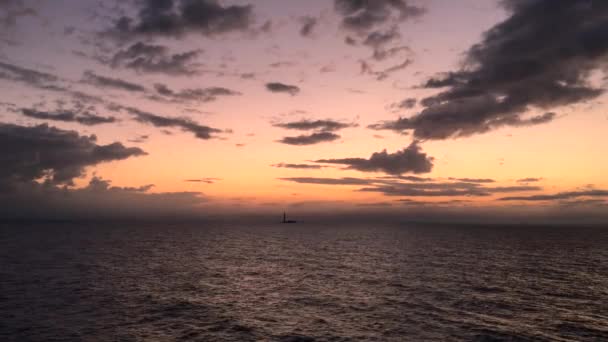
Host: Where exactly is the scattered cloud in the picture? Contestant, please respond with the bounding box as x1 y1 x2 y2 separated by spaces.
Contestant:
360 27 413 62
274 119 357 146
334 0 425 34
379 175 434 182
128 135 149 143
278 132 340 146
320 63 336 73
398 199 472 206
153 83 241 103
279 175 543 200
356 202 393 207
109 42 201 76
448 178 495 184
517 177 543 183
334 0 423 74
557 199 607 208
500 190 608 202
0 0 36 29
272 163 325 170
0 61 63 91
269 61 295 68
107 0 255 40
273 119 357 132
82 70 146 92
360 183 541 197
392 97 417 110
20 107 117 126
363 27 400 51
184 178 221 184
266 82 300 96
360 58 412 81
125 107 224 140
299 16 318 37
280 177 373 186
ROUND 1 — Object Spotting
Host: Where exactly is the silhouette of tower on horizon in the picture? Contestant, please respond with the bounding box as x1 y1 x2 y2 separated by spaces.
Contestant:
282 211 296 224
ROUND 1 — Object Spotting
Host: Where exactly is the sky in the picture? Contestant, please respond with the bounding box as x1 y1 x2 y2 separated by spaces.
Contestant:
0 0 607 222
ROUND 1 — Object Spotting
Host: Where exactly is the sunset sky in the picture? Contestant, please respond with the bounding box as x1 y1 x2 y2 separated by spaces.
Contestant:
1 0 607 220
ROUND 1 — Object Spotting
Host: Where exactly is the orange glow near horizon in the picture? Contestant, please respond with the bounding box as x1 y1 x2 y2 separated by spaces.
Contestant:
1 0 607 216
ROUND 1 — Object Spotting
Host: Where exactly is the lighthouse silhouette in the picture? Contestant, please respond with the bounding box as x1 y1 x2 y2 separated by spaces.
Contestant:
282 212 296 223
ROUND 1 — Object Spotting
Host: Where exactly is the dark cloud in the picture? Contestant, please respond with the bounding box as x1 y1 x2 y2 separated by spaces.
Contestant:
557 199 608 208
320 64 336 73
0 122 146 186
109 42 201 75
86 177 154 193
0 176 208 220
379 175 434 182
357 202 393 207
315 141 433 175
361 27 412 62
360 186 484 198
371 1 608 139
393 97 417 109
21 108 117 126
299 16 318 37
0 0 36 29
280 177 373 186
273 118 355 146
372 45 411 62
109 0 254 40
334 0 425 33
0 101 15 109
0 61 63 91
279 175 543 199
82 70 146 92
489 186 543 193
363 27 400 49
258 19 272 34
360 58 412 81
360 182 541 197
185 178 221 184
448 178 496 184
128 135 149 143
517 177 543 183
153 83 241 103
272 163 325 170
345 36 357 45
500 190 608 202
398 199 472 206
266 82 300 96
273 119 357 132
269 61 295 68
334 0 422 75
125 107 223 140
278 132 340 146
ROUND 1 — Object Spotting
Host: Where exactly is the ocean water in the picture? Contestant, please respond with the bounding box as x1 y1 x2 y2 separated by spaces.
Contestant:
0 222 607 341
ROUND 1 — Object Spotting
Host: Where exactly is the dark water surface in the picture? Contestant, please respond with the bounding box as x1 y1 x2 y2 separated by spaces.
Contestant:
1 222 607 341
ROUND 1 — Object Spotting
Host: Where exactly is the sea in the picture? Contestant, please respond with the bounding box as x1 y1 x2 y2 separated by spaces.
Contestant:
0 221 607 341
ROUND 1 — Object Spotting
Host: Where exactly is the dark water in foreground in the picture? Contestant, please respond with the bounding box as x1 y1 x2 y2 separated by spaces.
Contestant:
0 222 607 341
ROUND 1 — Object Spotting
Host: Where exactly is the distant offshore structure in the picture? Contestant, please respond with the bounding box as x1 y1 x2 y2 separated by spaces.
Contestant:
282 212 297 224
